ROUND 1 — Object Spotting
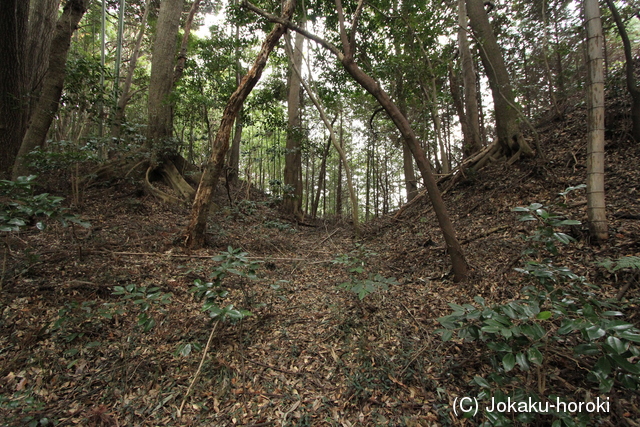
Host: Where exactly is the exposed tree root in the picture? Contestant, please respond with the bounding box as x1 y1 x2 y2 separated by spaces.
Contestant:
144 166 183 204
86 154 195 205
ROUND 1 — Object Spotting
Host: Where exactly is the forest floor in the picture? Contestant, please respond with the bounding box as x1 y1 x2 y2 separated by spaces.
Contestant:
1 101 640 426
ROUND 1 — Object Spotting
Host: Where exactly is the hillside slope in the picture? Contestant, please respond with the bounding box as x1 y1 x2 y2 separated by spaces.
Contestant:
0 99 638 426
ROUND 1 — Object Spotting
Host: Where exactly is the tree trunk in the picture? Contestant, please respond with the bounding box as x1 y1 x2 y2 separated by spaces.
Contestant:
283 28 305 219
312 127 333 219
184 0 296 249
0 0 29 177
13 0 91 180
466 0 533 162
333 0 466 280
111 0 152 139
458 0 482 157
245 0 468 281
604 0 640 142
173 0 201 85
585 0 608 240
147 0 184 150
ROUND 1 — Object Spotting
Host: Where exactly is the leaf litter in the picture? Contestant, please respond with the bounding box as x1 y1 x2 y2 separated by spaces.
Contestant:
1 101 639 426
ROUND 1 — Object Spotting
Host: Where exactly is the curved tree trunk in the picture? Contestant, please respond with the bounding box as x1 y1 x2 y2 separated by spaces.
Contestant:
466 0 533 163
334 0 465 280
13 0 91 180
184 0 296 249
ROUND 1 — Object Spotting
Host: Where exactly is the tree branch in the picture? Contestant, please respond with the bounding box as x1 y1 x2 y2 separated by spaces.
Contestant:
242 0 343 59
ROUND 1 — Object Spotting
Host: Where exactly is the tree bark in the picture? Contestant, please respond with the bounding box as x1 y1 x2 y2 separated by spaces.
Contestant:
184 0 296 249
13 0 91 180
173 0 202 85
147 0 184 149
111 0 152 139
466 0 533 162
585 0 608 240
245 0 468 281
283 28 305 219
458 0 482 157
605 0 640 142
0 0 29 177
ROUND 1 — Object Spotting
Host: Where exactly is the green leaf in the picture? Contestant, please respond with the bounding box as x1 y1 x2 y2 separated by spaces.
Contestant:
604 336 628 355
609 355 640 374
618 331 640 343
585 325 606 340
536 311 552 320
527 347 544 366
486 342 512 352
502 353 516 372
473 376 491 389
574 343 601 355
516 352 530 371
440 330 453 342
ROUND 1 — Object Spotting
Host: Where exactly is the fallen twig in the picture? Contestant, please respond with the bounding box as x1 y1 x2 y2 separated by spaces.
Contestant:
177 319 219 418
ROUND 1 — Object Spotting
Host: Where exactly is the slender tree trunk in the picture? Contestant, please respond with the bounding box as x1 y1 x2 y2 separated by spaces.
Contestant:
111 0 152 139
466 0 533 162
336 112 343 216
585 0 608 240
312 129 333 219
227 5 244 185
458 0 482 156
13 0 91 179
245 0 468 281
147 0 184 149
184 0 296 248
605 0 640 142
283 28 305 219
395 78 418 202
173 0 201 84
332 0 465 279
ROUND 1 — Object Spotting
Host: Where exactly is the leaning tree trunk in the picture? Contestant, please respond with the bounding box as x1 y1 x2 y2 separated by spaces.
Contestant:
13 0 91 180
333 0 465 281
244 0 468 281
605 0 640 142
466 0 533 164
585 0 608 240
184 0 296 249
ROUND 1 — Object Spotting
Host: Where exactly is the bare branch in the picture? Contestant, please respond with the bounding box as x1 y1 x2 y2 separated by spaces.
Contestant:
242 0 344 59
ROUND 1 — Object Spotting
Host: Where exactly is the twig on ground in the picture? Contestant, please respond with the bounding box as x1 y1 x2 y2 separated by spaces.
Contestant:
178 319 220 418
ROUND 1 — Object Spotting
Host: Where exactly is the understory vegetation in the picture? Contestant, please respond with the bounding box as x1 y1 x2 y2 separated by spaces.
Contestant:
2 0 640 425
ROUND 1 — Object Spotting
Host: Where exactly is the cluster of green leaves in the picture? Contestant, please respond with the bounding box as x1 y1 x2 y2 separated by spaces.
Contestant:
25 140 98 172
437 198 640 426
333 244 398 300
1 175 89 232
597 256 640 273
112 284 173 331
190 246 256 322
512 202 581 256
263 220 295 232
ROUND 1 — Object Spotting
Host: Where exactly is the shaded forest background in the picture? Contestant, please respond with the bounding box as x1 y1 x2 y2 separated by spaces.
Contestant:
1 0 640 425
